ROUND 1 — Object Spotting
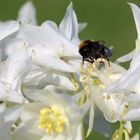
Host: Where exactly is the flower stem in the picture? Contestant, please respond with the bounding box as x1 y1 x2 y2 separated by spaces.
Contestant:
82 124 85 140
118 121 124 140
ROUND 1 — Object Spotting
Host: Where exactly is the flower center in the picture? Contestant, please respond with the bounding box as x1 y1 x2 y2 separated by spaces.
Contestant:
38 106 68 134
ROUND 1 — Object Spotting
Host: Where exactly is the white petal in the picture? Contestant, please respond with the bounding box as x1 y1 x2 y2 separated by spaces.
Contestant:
105 66 140 94
18 1 37 25
59 2 79 44
115 49 135 63
0 106 22 140
129 3 140 40
24 69 74 91
0 21 19 41
40 135 67 140
43 20 58 31
90 85 123 122
0 81 24 103
19 23 80 57
124 121 132 133
74 123 82 140
41 22 80 57
12 120 41 140
130 40 140 70
0 42 32 91
1 106 22 122
124 93 140 102
0 121 13 140
0 104 6 113
78 22 87 33
86 101 94 137
18 23 46 44
67 59 81 74
124 108 140 121
32 49 74 72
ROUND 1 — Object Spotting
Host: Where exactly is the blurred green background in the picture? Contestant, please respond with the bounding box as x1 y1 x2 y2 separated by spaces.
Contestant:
0 0 140 139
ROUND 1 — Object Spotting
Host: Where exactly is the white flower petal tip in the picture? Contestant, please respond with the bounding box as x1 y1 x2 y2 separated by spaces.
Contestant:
115 49 135 63
59 1 79 43
18 1 37 25
129 3 140 40
78 22 87 33
86 103 94 138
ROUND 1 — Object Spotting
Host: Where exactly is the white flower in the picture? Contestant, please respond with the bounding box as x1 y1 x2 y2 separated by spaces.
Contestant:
17 2 84 72
15 2 87 91
78 61 127 136
18 20 80 72
12 86 89 140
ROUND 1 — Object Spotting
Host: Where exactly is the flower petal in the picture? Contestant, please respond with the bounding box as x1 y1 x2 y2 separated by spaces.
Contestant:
59 2 79 44
115 49 135 63
31 49 74 72
129 3 140 40
12 120 42 140
0 21 19 41
0 121 13 140
19 22 80 57
123 108 140 121
86 101 94 137
124 93 140 102
0 106 23 140
0 41 32 91
1 106 22 122
78 22 87 33
0 81 24 103
24 69 74 91
17 1 37 25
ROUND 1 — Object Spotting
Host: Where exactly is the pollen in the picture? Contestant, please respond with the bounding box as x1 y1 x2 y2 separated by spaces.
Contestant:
38 106 68 134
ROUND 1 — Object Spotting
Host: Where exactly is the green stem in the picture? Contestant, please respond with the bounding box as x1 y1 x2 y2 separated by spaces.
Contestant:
82 123 85 140
118 121 124 140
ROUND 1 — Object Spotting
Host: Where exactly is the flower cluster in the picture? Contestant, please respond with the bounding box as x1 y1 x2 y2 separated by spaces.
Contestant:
0 1 140 140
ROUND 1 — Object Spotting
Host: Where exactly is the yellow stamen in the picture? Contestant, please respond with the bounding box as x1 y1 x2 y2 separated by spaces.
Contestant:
38 106 68 134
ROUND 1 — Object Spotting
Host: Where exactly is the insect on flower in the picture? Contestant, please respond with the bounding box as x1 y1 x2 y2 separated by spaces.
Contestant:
79 40 112 65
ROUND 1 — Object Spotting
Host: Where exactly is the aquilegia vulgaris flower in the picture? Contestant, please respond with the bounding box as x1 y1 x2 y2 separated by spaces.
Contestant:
0 1 140 140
